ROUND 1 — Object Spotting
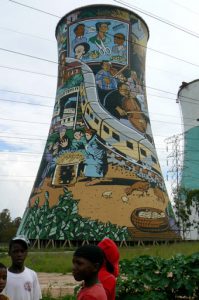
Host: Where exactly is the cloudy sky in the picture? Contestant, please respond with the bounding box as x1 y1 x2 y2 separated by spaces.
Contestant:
0 0 199 219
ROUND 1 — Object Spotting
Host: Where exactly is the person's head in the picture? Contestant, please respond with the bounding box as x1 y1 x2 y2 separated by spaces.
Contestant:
98 238 120 277
114 33 125 46
95 22 110 34
9 236 30 269
74 24 85 37
0 263 7 293
85 128 96 141
130 70 137 80
72 245 104 284
118 82 130 97
74 130 83 141
59 125 67 138
60 52 66 65
101 60 111 71
74 42 90 59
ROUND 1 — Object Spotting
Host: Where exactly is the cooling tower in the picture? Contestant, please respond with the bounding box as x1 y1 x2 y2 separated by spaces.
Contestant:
178 80 199 189
177 80 199 240
18 4 180 245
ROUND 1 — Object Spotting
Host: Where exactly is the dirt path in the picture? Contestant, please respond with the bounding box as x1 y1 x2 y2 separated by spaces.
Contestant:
38 272 77 297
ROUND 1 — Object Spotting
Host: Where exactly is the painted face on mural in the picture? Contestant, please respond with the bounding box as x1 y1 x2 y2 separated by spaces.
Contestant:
99 23 109 34
102 61 111 71
85 132 92 141
75 44 85 59
114 33 125 46
74 131 83 140
119 83 130 97
74 24 85 37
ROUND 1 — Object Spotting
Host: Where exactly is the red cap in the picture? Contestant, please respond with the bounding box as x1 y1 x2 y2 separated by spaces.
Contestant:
98 238 120 277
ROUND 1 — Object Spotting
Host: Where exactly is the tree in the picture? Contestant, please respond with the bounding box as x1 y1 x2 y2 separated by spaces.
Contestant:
173 188 199 239
0 209 21 242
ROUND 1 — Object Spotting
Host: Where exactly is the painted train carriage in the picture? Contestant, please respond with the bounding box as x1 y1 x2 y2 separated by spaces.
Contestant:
79 61 162 178
18 5 180 244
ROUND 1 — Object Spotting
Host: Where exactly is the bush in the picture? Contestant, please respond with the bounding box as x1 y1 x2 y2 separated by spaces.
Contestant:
116 253 199 299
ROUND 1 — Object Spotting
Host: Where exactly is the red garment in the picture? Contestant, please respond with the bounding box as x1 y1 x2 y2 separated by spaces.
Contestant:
77 283 107 300
98 238 120 300
98 266 116 300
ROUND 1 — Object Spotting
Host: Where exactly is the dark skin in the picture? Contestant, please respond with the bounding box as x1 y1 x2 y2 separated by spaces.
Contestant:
72 256 100 287
8 241 28 274
0 268 7 293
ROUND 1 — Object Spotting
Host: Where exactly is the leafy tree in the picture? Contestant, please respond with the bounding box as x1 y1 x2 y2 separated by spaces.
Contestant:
173 187 199 239
0 209 21 242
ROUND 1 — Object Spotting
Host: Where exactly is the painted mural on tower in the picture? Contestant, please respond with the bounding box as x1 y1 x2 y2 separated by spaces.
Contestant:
18 5 180 242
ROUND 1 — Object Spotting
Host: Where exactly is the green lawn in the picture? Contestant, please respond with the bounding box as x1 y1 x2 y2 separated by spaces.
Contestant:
0 241 198 273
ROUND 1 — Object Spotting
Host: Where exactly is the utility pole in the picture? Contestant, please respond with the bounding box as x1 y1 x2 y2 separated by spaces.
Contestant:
165 133 184 236
165 133 183 197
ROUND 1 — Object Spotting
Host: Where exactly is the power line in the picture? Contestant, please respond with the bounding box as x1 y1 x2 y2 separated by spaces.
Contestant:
0 65 57 78
0 175 35 177
170 0 199 16
0 112 188 127
0 47 58 65
0 26 54 42
1 28 199 70
114 0 199 39
0 88 54 99
0 97 53 107
0 117 49 125
9 0 60 18
0 151 42 155
10 0 199 40
0 135 46 141
1 62 199 105
0 179 33 182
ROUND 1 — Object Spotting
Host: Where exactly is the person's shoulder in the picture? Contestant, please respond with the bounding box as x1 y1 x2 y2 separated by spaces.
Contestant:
0 294 10 300
99 269 116 283
81 283 107 299
24 267 38 277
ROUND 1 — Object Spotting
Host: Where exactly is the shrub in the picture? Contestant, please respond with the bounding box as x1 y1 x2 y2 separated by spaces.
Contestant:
116 253 199 299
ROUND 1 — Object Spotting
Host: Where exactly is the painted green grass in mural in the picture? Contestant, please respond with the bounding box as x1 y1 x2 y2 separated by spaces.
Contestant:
0 242 199 273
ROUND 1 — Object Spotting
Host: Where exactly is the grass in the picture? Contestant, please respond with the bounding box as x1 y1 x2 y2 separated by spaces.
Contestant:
0 241 198 273
43 296 75 300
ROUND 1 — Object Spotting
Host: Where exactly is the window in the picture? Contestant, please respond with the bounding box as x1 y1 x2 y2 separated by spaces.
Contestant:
127 141 134 149
112 132 120 141
140 148 146 156
86 108 90 115
151 155 157 164
103 125 109 134
90 113 93 119
94 118 99 124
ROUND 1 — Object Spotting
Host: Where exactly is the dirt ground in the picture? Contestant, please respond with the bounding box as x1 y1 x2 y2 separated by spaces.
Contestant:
38 272 77 297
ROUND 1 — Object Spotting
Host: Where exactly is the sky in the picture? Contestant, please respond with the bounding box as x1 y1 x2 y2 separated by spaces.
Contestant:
0 0 199 219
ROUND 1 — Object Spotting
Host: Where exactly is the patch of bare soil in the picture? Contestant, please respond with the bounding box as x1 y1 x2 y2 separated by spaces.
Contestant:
38 272 77 297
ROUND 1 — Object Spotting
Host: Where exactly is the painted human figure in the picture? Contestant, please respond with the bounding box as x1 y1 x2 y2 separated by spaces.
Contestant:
72 23 87 49
104 82 129 119
89 21 111 46
112 33 127 57
58 52 67 87
95 61 117 91
74 42 90 60
127 70 143 96
84 129 108 186
71 130 87 151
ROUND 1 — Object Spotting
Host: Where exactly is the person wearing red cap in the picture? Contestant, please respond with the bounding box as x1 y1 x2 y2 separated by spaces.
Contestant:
98 238 120 300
